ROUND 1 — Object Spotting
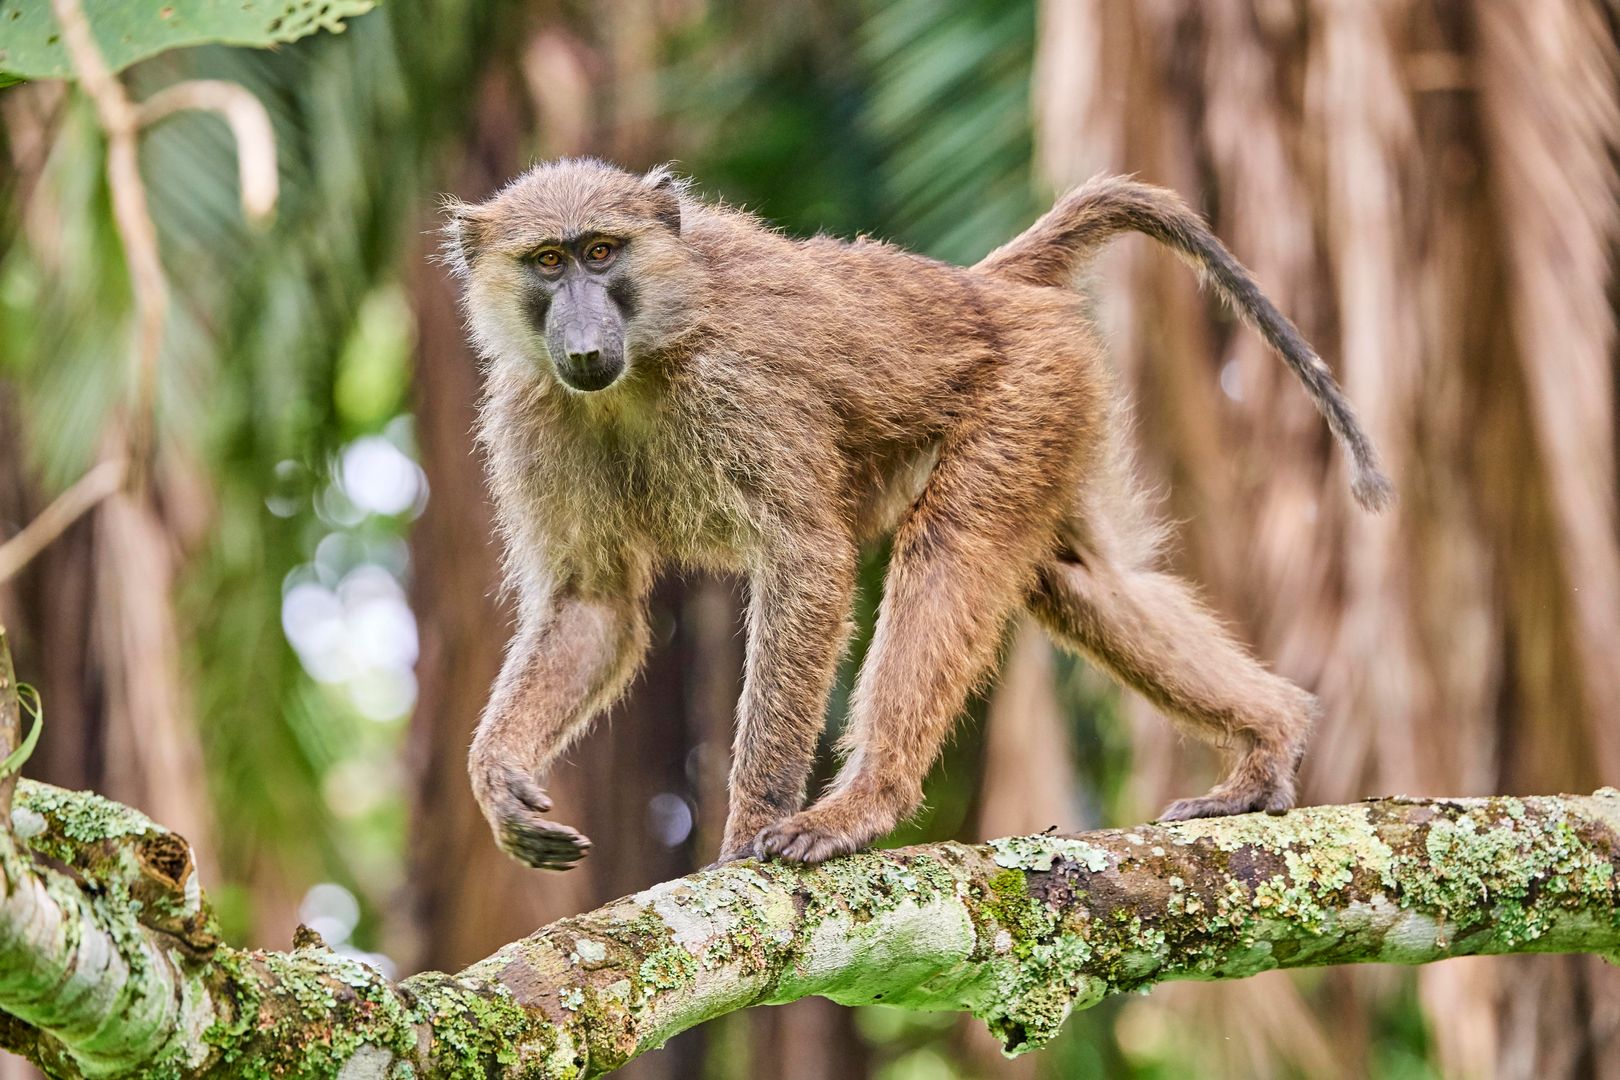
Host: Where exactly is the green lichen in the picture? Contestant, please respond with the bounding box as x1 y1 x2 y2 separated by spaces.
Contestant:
200 951 263 1061
197 951 423 1079
989 835 1110 873
965 862 1111 1053
1162 803 1396 884
14 780 157 846
404 970 556 1078
1146 805 1402 945
631 865 790 982
1390 799 1620 949
637 940 697 996
789 850 960 926
982 868 1049 959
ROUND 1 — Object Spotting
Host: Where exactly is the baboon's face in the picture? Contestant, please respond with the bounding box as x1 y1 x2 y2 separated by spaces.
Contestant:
522 232 633 391
449 160 687 393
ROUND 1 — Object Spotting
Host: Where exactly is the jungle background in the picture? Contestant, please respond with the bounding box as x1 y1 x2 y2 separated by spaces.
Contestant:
3 0 1619 1076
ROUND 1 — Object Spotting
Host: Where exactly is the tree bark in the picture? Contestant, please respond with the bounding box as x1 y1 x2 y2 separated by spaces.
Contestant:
3 770 1618 1079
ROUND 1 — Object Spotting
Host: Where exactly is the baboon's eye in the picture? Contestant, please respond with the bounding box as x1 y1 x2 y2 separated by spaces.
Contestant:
534 250 562 268
585 241 616 263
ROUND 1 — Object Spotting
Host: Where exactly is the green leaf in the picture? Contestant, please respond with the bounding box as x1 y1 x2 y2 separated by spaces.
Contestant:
0 0 379 83
1 685 42 776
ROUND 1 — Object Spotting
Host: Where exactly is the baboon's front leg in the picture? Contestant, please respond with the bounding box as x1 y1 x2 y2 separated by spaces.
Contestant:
470 587 649 869
717 532 857 863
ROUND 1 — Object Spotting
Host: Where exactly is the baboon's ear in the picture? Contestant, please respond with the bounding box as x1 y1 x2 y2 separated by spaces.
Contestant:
642 164 683 234
438 197 491 274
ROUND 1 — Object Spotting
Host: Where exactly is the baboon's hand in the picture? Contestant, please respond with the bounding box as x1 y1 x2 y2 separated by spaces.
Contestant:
475 762 591 870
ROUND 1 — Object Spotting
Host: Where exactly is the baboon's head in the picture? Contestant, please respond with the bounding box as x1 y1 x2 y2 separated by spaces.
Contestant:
445 159 690 393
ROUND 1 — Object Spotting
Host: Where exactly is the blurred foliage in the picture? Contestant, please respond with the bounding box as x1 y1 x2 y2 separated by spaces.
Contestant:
857 0 1040 263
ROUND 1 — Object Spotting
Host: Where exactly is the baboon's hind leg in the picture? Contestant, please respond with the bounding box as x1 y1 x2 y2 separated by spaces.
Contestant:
1029 550 1316 819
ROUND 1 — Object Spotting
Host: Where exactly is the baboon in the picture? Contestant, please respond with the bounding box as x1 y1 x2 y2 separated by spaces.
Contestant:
444 159 1392 869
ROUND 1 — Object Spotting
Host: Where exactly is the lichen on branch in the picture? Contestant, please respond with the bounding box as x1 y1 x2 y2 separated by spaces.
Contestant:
1 780 1618 1078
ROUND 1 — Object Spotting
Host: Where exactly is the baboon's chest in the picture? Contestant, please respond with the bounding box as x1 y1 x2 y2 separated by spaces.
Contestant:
559 429 758 571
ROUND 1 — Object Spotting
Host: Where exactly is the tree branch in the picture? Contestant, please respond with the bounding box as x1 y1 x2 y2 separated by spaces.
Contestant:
137 80 279 226
0 460 126 587
0 774 1616 1078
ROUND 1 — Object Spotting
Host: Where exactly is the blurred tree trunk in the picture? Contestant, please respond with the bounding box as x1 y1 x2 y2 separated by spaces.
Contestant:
1032 1 1620 1076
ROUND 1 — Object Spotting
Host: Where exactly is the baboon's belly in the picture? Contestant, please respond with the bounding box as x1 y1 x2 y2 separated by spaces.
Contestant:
851 440 941 541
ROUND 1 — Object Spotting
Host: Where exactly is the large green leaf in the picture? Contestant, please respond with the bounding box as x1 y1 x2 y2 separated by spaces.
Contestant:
0 0 376 84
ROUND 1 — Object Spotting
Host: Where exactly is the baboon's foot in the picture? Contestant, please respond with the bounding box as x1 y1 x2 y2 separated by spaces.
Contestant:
1158 788 1292 821
1158 769 1296 821
714 796 800 867
1159 728 1304 821
755 796 896 864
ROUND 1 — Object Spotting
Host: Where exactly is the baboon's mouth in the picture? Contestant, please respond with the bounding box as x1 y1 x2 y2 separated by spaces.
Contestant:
554 356 625 392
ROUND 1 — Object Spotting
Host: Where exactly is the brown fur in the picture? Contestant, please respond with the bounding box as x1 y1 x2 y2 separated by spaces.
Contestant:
445 160 1391 868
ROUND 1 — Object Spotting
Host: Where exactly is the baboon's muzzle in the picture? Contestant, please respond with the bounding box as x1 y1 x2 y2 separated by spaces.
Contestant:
546 277 626 392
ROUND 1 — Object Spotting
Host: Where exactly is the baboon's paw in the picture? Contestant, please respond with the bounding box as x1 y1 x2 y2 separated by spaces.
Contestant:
499 812 591 870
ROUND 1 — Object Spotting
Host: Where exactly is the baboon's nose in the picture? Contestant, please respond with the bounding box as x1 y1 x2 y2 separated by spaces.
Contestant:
562 322 601 365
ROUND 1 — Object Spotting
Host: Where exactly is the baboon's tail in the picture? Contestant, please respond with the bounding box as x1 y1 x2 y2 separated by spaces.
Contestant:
978 175 1394 512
